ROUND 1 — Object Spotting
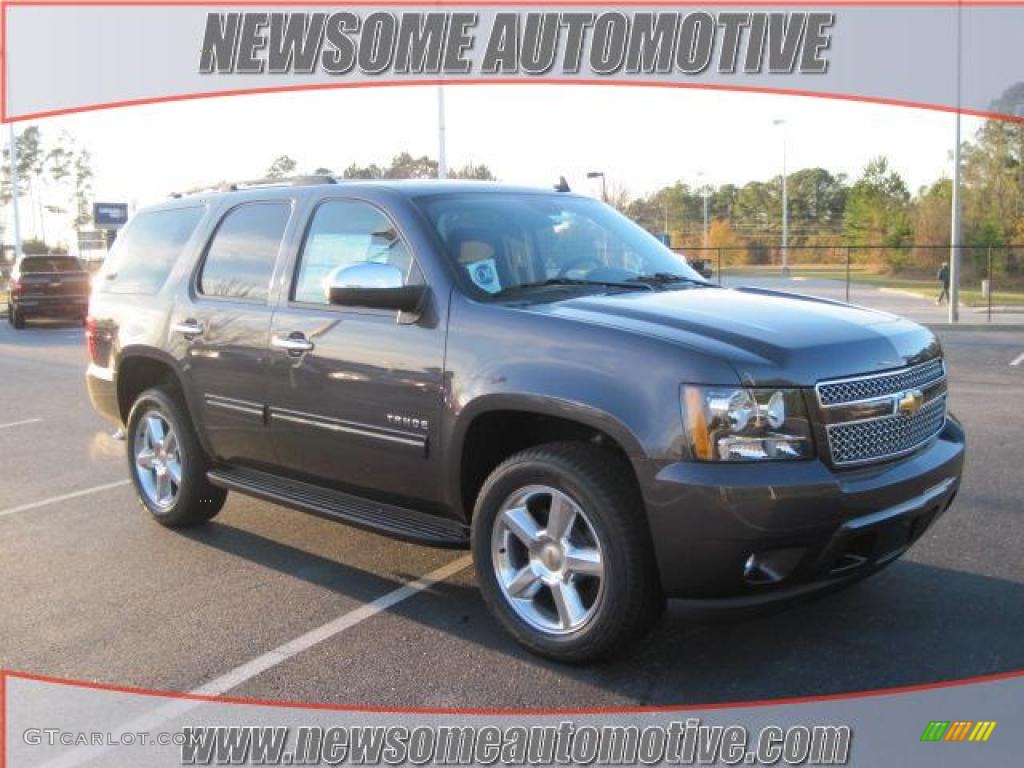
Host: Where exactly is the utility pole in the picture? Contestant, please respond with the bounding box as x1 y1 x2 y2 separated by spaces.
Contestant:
437 86 448 179
8 122 24 261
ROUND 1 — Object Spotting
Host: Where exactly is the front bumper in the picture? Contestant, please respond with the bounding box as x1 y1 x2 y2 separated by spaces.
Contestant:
640 417 965 602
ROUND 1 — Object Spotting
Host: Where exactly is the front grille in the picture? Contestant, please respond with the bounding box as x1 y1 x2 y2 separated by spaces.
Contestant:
827 395 947 465
817 359 948 466
817 359 945 405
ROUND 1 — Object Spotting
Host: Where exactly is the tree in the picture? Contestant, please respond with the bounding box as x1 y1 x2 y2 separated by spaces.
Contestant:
72 150 94 233
266 155 297 179
843 157 912 267
342 161 384 179
384 152 437 179
451 163 496 180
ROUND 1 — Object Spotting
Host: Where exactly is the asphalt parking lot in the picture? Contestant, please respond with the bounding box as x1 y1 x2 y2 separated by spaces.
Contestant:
1 317 1022 709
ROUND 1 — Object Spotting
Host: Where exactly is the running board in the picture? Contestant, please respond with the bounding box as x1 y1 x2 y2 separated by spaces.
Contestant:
207 466 469 548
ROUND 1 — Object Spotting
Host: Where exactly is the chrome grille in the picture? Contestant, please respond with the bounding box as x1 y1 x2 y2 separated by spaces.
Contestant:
817 359 945 405
828 396 947 465
817 359 948 466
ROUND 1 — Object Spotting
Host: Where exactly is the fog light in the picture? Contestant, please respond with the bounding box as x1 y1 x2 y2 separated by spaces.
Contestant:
743 548 806 585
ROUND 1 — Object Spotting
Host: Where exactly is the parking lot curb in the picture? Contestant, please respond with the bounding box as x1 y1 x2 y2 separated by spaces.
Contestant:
926 323 1024 332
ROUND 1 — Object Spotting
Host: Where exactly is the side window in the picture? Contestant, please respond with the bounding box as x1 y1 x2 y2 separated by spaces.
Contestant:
101 207 204 295
198 202 290 302
292 200 420 305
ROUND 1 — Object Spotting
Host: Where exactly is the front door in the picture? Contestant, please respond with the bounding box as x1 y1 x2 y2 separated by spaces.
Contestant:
266 198 446 506
173 199 294 466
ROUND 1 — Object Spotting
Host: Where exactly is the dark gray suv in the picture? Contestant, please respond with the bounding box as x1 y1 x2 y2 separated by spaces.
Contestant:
85 178 964 662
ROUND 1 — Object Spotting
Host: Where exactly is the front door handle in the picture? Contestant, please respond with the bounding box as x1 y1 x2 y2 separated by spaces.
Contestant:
272 333 315 355
171 319 204 338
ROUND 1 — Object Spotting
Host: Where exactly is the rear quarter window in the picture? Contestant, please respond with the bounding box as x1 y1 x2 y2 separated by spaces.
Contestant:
100 206 205 295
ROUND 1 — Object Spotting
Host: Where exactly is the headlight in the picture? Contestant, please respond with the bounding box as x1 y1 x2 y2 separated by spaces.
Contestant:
682 386 814 461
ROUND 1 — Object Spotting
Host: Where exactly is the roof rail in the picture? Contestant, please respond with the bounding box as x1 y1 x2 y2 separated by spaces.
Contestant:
169 175 337 198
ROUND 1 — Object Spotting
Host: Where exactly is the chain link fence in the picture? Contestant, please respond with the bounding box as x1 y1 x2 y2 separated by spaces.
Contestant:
677 244 1024 322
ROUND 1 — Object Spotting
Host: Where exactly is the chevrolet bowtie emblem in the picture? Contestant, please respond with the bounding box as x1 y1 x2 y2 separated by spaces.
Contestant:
897 389 925 415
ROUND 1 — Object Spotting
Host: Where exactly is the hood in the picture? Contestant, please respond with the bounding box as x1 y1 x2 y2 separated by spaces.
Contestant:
521 286 941 387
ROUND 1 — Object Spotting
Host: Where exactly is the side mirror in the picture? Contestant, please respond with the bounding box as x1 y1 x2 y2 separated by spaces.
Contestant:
325 263 427 314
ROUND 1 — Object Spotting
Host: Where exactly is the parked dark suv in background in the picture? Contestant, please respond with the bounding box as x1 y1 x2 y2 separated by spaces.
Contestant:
85 178 965 662
8 254 91 328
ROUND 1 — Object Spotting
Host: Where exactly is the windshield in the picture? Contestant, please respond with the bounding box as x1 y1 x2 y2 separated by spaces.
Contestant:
413 192 704 297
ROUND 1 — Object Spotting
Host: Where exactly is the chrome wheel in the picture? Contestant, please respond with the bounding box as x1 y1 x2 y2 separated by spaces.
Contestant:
133 411 182 510
491 485 605 635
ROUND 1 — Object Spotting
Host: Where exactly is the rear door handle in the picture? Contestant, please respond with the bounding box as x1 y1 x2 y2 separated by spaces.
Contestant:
171 319 204 338
272 333 314 355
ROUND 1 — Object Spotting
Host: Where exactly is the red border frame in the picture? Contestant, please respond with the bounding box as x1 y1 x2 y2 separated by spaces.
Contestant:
3 666 1023 716
2 0 1024 124
0 670 7 768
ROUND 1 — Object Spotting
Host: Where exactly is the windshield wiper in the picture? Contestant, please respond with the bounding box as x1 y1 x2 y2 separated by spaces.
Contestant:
494 278 653 297
626 273 711 287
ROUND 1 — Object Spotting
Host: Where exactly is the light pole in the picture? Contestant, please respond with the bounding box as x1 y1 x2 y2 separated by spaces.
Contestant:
773 119 789 276
7 122 24 261
436 86 448 179
948 6 963 323
587 171 607 203
697 171 710 250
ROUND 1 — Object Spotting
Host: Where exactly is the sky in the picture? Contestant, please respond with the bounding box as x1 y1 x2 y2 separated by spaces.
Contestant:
5 84 981 245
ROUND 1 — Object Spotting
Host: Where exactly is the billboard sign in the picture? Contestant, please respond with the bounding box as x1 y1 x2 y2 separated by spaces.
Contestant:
93 202 129 229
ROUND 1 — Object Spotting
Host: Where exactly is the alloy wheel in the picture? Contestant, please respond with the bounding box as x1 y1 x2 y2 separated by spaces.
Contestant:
133 410 182 510
491 485 605 635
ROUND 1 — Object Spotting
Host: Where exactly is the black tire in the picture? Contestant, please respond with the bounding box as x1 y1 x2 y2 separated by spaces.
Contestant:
125 386 226 527
11 307 25 329
472 442 664 663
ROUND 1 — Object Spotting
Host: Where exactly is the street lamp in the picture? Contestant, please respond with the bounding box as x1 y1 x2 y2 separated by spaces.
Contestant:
436 86 448 179
587 171 607 203
772 119 789 277
7 123 24 261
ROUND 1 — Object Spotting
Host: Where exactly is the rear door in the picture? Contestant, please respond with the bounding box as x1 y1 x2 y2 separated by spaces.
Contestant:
171 198 297 466
265 196 447 506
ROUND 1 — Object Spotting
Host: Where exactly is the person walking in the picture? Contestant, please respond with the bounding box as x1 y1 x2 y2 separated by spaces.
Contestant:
936 261 950 304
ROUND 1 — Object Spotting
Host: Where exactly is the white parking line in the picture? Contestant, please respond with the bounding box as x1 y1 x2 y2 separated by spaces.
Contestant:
0 417 43 430
0 479 130 519
1011 352 1024 367
33 554 474 768
191 553 473 696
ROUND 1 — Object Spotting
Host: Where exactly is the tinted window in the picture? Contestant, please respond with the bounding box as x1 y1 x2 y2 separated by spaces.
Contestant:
293 200 419 305
100 207 204 294
199 202 290 302
19 257 84 274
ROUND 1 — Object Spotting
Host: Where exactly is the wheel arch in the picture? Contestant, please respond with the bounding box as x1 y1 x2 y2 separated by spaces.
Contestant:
115 348 212 456
450 395 647 522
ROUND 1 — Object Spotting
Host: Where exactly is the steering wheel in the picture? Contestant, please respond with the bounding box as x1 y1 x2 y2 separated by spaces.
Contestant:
557 257 605 278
